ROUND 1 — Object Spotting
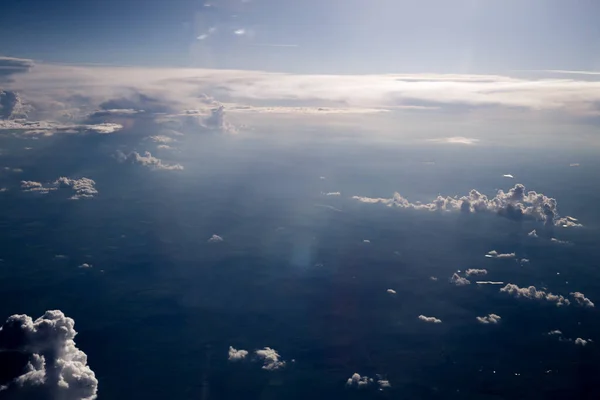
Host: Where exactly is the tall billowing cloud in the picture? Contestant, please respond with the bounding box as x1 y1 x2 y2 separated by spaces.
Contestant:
254 347 286 371
0 310 98 400
353 184 581 228
227 346 248 361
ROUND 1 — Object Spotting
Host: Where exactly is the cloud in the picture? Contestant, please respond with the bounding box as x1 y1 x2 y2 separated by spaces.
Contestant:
254 347 285 371
324 192 341 196
569 163 580 167
570 292 594 308
503 174 514 178
352 184 581 228
575 338 591 346
0 57 34 82
234 29 246 36
346 373 373 388
550 238 571 245
78 263 92 269
485 250 516 259
117 151 184 171
450 273 470 286
528 229 538 238
54 177 98 200
418 315 442 324
427 137 479 145
465 269 487 277
21 180 55 194
148 135 174 144
520 258 530 266
476 281 504 285
476 314 501 324
0 310 98 400
208 234 223 243
386 289 396 295
547 330 563 336
500 284 570 307
377 379 391 390
227 346 248 361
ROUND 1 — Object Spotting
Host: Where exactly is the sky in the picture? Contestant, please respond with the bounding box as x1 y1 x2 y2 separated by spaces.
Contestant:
1 0 600 73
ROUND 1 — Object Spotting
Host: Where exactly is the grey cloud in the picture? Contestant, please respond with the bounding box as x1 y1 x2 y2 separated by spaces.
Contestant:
450 273 470 286
254 347 285 371
547 330 562 336
476 314 501 324
418 315 442 324
346 373 373 388
0 310 98 400
465 269 487 277
570 292 594 308
0 57 34 82
353 184 581 228
500 284 570 307
575 338 591 346
117 151 184 171
486 250 516 259
227 346 248 361
208 234 224 243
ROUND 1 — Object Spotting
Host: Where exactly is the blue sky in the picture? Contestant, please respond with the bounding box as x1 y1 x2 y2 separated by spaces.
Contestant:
1 0 599 73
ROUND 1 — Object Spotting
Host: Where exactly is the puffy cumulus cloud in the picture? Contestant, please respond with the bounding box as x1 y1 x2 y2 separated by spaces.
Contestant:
485 250 516 259
575 338 592 346
208 234 224 243
476 314 501 324
54 177 98 200
418 315 442 324
386 289 396 295
254 347 286 371
0 310 98 400
500 284 570 307
570 292 594 308
227 346 248 361
116 151 184 171
352 184 581 228
466 269 487 277
346 373 373 388
450 273 470 286
78 263 92 269
21 180 55 194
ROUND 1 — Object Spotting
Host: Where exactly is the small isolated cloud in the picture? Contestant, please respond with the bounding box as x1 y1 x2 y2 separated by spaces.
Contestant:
156 145 173 150
503 174 514 178
465 269 487 277
570 292 594 308
418 315 442 324
234 29 246 36
386 289 396 295
450 273 470 286
476 281 504 285
429 276 438 281
486 250 516 259
528 230 538 238
255 347 285 371
352 184 580 228
0 310 98 400
569 163 580 167
476 314 501 324
500 284 570 306
208 234 223 243
54 177 98 200
148 135 174 144
228 346 248 361
363 239 371 243
324 192 341 196
117 151 183 171
548 330 563 336
197 34 209 40
346 373 373 388
427 137 479 145
550 238 571 245
377 378 391 390
78 263 92 269
575 338 592 346
520 258 530 266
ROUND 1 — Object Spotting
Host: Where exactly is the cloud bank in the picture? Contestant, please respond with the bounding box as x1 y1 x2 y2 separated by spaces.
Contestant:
500 284 571 307
116 151 184 171
0 310 98 400
353 184 581 228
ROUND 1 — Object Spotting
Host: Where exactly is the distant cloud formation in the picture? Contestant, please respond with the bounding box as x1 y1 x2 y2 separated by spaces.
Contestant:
78 263 92 269
21 177 98 199
485 250 516 259
575 338 592 346
255 347 286 371
208 234 224 243
386 289 396 295
476 314 501 324
528 229 539 238
427 137 479 145
228 346 248 361
476 281 504 285
503 174 514 178
21 180 54 194
346 373 373 388
324 192 341 196
0 310 98 400
570 292 594 308
465 269 487 277
353 184 581 228
418 315 442 324
500 284 570 307
450 273 470 286
117 151 184 171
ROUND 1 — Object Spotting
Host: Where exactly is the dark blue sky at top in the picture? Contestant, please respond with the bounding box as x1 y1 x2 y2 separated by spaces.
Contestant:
1 0 600 73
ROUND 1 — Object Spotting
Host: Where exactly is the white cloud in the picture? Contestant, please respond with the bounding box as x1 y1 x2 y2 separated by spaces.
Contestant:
54 177 98 200
476 281 504 285
503 174 514 178
575 338 591 346
450 273 470 286
570 292 594 308
377 379 391 390
465 269 487 277
476 314 501 324
78 263 92 269
547 330 563 336
148 135 174 144
255 347 285 371
117 151 184 171
520 258 530 266
500 284 570 306
363 239 370 243
528 229 538 238
21 180 55 194
324 192 341 196
486 250 516 259
346 373 373 388
427 137 479 145
197 34 209 40
418 315 442 324
0 310 98 400
228 346 248 361
550 237 571 245
234 29 246 36
352 184 581 228
386 289 396 295
208 234 223 243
